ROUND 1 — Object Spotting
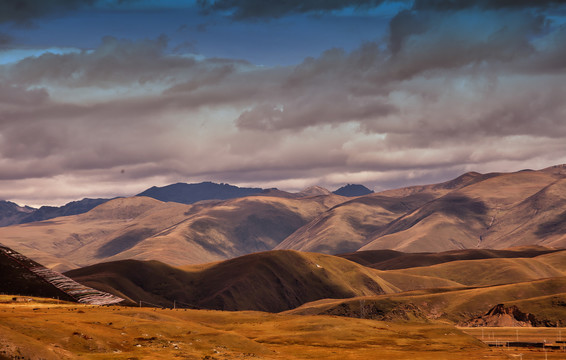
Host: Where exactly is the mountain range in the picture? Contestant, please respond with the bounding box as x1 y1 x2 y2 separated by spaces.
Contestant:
0 165 565 273
0 182 372 228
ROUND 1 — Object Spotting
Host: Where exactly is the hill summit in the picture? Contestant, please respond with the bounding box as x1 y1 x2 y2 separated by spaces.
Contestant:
332 184 374 197
137 181 264 204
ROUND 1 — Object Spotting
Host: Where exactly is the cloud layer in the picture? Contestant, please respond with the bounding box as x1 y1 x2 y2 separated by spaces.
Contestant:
1 1 566 205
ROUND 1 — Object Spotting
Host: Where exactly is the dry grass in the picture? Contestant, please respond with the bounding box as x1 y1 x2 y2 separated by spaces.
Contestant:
0 299 509 360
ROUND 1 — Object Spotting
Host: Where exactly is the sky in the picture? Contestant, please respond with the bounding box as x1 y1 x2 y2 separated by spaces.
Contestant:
1 0 566 207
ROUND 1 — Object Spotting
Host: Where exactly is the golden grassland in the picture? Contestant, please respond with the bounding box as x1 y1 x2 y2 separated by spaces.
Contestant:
0 296 508 360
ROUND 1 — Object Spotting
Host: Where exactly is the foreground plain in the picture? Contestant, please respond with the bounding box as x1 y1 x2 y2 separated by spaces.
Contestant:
0 296 508 360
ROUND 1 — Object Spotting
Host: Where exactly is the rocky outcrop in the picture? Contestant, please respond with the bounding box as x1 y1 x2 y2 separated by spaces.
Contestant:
462 304 537 327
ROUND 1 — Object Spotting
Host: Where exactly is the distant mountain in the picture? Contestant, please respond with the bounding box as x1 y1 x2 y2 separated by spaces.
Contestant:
0 198 112 227
19 198 110 224
0 194 344 271
137 181 264 204
296 186 332 197
4 165 566 270
332 184 374 197
0 200 35 227
360 164 566 252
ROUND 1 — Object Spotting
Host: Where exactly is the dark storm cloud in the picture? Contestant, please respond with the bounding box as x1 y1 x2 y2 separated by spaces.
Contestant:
5 35 256 92
411 0 566 11
197 0 390 19
0 33 12 47
0 0 148 25
0 0 96 25
386 10 544 79
7 35 192 87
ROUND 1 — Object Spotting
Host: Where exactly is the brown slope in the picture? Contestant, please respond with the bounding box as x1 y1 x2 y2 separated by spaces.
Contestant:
134 194 345 265
340 247 560 270
0 197 190 271
0 245 122 305
66 250 400 312
276 171 505 255
275 193 437 254
377 171 496 198
0 245 76 302
480 177 566 249
287 276 566 326
0 194 345 271
386 256 565 287
361 166 566 252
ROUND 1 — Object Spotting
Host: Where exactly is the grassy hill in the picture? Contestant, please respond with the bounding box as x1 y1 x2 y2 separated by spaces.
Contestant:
287 276 566 326
65 250 401 312
339 247 561 270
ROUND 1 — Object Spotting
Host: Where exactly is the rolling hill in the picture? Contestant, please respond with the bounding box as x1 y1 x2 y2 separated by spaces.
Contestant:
286 275 566 327
64 249 566 323
339 247 560 270
65 250 401 312
287 249 566 325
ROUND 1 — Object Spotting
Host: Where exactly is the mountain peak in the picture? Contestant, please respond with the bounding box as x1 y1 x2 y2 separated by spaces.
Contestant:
332 184 374 197
136 181 264 204
297 186 332 197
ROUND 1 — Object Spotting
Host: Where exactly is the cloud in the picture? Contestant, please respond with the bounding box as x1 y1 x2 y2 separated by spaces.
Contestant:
386 10 544 79
2 2 566 206
0 33 12 47
0 0 98 25
197 0 391 19
0 0 152 25
411 0 566 11
7 35 191 88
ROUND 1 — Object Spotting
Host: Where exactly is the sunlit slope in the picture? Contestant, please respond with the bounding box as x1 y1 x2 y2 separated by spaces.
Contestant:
275 194 430 254
0 195 343 270
0 197 184 270
288 276 566 325
340 247 560 270
361 166 566 252
278 168 566 255
387 256 565 287
0 197 189 270
66 250 401 312
137 194 345 265
480 177 566 249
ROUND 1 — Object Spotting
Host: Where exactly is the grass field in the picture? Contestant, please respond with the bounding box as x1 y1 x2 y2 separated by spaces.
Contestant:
459 327 566 359
0 296 509 360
